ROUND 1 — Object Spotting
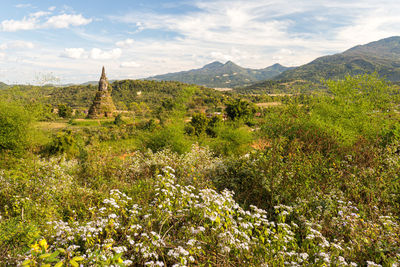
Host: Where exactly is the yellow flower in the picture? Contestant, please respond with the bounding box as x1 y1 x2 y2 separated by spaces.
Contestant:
31 243 40 253
117 258 123 263
39 239 48 250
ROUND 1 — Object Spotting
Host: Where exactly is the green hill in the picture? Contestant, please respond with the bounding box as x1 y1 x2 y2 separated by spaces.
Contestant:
0 82 9 90
275 36 400 82
235 79 323 94
0 80 225 110
148 61 291 88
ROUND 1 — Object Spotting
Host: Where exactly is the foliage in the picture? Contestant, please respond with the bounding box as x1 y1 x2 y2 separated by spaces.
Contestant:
113 114 125 126
189 113 209 136
45 130 81 156
0 101 34 154
210 123 253 156
2 74 400 266
57 104 72 118
225 99 256 121
143 124 191 154
1 160 398 266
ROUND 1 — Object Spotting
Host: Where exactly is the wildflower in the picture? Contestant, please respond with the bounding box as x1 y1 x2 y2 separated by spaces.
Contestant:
30 243 40 253
38 239 48 250
114 246 127 254
187 239 197 246
366 261 382 267
108 213 117 219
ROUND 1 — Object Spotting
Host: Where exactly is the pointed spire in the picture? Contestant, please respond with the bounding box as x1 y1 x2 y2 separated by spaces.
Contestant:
99 66 109 91
101 66 106 79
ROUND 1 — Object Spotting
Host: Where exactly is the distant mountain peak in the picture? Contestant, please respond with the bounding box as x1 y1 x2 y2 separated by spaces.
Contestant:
202 61 224 69
147 61 290 88
224 60 241 67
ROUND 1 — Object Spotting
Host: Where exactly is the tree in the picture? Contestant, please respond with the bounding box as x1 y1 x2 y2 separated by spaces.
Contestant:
58 104 72 118
225 99 255 121
190 113 209 136
113 114 125 126
0 101 34 154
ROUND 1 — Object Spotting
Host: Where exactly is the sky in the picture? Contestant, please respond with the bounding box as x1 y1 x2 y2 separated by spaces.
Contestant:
0 0 399 84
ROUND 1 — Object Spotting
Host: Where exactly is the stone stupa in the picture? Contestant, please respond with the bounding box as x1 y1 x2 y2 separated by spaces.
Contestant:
87 67 116 118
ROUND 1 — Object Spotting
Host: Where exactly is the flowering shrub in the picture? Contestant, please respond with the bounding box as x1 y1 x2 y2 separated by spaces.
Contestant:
80 144 222 188
20 167 399 266
0 144 399 266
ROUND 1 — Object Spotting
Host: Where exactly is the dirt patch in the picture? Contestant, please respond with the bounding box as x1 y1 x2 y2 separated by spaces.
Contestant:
256 102 282 107
35 121 68 130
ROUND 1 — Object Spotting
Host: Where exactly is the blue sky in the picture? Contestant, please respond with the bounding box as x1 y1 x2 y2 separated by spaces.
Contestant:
0 0 399 84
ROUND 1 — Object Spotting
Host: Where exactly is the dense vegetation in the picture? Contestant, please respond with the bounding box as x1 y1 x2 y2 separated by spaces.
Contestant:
0 74 400 266
235 79 324 94
0 80 226 113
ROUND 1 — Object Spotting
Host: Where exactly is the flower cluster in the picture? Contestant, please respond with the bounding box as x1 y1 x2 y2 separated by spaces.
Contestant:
20 167 399 266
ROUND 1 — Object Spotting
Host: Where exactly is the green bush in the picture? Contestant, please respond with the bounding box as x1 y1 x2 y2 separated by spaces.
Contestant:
45 130 82 157
210 123 253 156
189 113 209 136
57 104 72 118
0 101 34 154
144 124 191 154
225 99 256 122
113 114 125 126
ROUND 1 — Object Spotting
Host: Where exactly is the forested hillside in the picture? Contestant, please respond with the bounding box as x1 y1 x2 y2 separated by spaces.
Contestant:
0 80 226 111
148 61 291 88
275 36 400 81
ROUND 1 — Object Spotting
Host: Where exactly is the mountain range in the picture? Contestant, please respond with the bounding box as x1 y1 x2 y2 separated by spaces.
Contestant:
275 36 400 82
148 36 400 87
147 61 292 88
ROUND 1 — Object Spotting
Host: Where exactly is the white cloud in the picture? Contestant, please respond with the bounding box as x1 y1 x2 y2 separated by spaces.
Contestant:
15 4 32 8
120 61 140 68
0 40 34 50
90 48 122 60
4 0 400 84
48 6 56 11
210 52 233 62
0 53 5 60
44 14 92 29
1 17 37 32
0 12 92 32
61 48 87 59
335 8 400 46
116 38 135 48
30 11 51 18
61 47 122 60
110 0 400 70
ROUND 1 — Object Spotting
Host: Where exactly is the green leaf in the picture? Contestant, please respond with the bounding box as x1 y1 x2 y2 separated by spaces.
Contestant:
22 259 31 266
69 260 79 267
50 251 60 258
39 253 51 259
41 264 51 267
72 256 84 262
57 248 66 254
54 260 64 267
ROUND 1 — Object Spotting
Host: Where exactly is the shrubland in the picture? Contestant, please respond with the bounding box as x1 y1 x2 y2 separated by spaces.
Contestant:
0 74 400 266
